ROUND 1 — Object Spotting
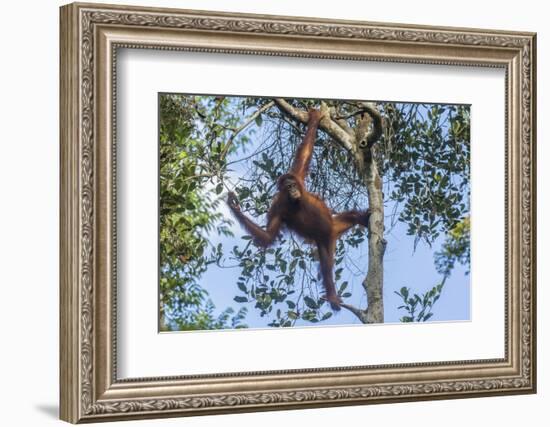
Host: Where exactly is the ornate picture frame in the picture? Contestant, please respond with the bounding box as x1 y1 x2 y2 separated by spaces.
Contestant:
60 2 536 423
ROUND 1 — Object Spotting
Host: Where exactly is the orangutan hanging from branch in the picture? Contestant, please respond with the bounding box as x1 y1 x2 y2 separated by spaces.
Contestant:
227 105 380 310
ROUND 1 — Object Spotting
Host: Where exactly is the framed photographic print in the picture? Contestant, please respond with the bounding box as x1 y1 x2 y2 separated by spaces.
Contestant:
59 2 537 423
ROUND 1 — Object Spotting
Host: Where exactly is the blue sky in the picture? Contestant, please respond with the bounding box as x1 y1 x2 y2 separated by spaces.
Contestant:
201 199 470 328
162 96 471 329
192 104 470 328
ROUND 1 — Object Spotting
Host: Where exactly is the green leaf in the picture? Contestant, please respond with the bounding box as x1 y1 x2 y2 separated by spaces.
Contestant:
339 282 349 294
233 296 248 303
304 296 318 309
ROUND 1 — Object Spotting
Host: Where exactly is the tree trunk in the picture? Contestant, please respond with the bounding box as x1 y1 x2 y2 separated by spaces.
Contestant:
359 149 386 323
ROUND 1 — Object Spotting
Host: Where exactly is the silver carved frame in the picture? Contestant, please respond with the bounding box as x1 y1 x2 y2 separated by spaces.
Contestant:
59 2 537 423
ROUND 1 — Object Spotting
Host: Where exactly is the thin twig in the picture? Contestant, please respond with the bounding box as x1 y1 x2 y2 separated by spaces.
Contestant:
220 101 275 160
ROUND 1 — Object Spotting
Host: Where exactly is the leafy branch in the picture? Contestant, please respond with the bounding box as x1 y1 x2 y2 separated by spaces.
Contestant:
395 281 445 323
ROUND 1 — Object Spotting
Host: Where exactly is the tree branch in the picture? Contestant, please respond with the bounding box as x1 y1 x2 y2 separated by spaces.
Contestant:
273 98 357 153
220 101 275 160
357 102 383 149
273 98 309 123
340 302 368 323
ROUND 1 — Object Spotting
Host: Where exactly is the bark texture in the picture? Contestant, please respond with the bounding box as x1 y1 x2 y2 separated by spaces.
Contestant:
358 145 386 323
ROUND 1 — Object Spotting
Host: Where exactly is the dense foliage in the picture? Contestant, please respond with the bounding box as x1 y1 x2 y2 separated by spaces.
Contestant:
159 95 247 330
